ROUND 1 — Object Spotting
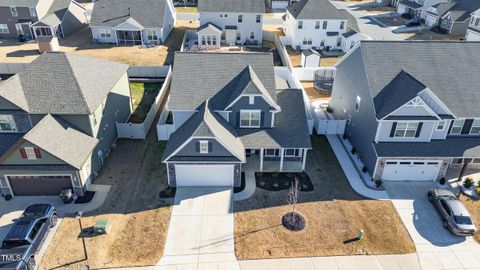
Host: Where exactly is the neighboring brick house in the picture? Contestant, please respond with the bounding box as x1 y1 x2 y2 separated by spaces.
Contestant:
329 41 480 183
162 52 311 187
90 0 175 45
282 0 367 52
197 0 264 48
425 0 480 36
0 52 133 198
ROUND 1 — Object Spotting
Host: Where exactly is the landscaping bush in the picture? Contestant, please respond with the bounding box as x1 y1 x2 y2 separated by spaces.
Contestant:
477 179 480 187
351 147 356 155
375 178 383 188
401 13 413 19
476 187 480 197
439 177 447 185
272 171 279 177
362 166 367 173
255 172 263 177
326 106 333 113
463 177 474 188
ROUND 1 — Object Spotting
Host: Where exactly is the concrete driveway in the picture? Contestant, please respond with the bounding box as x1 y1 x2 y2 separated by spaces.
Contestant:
384 181 480 269
158 187 239 269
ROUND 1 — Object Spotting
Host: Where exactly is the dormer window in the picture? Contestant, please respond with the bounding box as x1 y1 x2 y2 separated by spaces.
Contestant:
436 120 445 130
0 115 17 132
450 119 465 135
470 119 480 135
199 140 209 153
240 110 260 128
10 6 18 17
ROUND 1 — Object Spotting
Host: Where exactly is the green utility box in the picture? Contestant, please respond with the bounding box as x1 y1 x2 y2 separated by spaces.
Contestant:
94 219 110 235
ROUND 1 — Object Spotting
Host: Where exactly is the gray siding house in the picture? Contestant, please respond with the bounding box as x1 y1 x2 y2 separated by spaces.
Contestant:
425 0 480 35
90 0 176 45
162 52 311 187
0 52 132 198
330 41 480 183
0 0 87 40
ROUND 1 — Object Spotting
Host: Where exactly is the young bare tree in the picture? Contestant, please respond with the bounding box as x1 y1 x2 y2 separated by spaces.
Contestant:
287 176 300 223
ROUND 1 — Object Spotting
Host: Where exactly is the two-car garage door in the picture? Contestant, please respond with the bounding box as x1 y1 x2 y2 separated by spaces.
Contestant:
382 160 441 181
175 165 234 186
7 175 73 196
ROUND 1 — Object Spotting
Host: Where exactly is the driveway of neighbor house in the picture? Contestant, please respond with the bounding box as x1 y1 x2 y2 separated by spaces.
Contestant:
384 181 480 269
158 187 239 269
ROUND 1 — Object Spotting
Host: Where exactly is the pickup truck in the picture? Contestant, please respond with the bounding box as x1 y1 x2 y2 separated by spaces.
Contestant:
0 204 58 270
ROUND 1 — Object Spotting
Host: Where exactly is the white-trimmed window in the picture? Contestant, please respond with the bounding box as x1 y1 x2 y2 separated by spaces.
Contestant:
248 96 255 105
355 95 361 112
10 6 18 17
0 115 16 132
284 149 301 157
265 149 279 157
99 28 111 38
298 21 303 29
29 7 37 17
199 140 209 154
450 119 465 135
0 24 9 34
238 15 243 23
240 110 261 128
147 30 158 41
394 122 419 138
323 21 328 29
302 37 312 45
315 21 320 29
340 21 345 29
250 31 255 40
236 31 241 41
470 119 480 134
256 14 261 23
436 120 445 130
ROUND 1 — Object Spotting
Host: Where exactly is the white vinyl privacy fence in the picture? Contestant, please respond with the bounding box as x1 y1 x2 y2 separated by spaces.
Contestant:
157 108 175 140
116 66 172 139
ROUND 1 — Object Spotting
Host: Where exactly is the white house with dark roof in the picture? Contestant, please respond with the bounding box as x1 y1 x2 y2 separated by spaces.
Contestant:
161 52 311 187
282 0 367 52
0 52 132 198
90 0 175 45
329 40 480 183
466 9 480 40
197 0 264 46
425 0 480 36
396 0 448 20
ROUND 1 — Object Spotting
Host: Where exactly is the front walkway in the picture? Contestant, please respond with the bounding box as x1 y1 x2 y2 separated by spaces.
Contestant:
157 187 240 269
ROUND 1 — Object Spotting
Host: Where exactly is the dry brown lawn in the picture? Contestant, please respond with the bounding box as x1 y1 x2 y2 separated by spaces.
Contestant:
234 136 416 260
459 194 480 243
39 131 172 269
286 46 302 67
321 56 342 67
302 81 331 102
0 20 198 65
407 29 464 41
263 25 285 37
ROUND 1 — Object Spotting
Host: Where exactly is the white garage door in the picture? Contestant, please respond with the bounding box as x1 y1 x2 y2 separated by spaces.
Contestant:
425 15 437 27
382 160 441 181
175 165 234 186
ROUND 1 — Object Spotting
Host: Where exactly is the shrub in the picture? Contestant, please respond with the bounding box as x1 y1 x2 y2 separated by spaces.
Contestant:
375 178 383 188
286 173 294 178
362 166 368 173
255 172 263 177
326 106 333 113
439 177 447 185
464 177 474 188
401 13 413 19
272 171 279 177
476 187 480 196
4 194 12 201
351 147 356 155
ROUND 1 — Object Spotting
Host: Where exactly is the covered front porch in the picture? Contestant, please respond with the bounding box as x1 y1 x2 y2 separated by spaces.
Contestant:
242 148 308 173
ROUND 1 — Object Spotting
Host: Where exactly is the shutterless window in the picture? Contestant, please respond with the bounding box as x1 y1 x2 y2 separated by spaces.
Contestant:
436 120 445 130
0 24 8 34
250 31 255 39
240 111 261 127
29 7 37 17
315 21 320 29
201 36 206 45
0 115 16 132
340 21 345 29
302 37 312 45
470 119 480 134
450 119 465 134
238 15 243 23
10 6 18 17
265 149 279 156
212 36 217 45
298 21 303 29
100 29 111 38
394 122 419 138
323 21 328 29
256 14 261 23
285 149 300 157
147 30 158 40
320 39 325 47
236 31 241 41
199 140 209 153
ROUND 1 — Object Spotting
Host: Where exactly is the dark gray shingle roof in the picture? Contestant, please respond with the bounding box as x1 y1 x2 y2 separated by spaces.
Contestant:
198 0 265 13
0 134 24 158
34 0 76 27
198 22 222 32
398 0 423 9
169 52 277 111
90 0 168 28
374 70 427 119
286 0 351 20
0 0 39 7
0 52 129 114
374 137 480 158
434 0 480 22
360 41 480 118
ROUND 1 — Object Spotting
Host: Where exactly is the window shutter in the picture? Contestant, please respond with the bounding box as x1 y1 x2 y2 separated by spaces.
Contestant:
389 122 397 137
260 112 265 127
447 120 453 134
34 147 42 158
195 141 200 153
208 142 213 153
415 122 423 137
461 119 474 134
19 148 27 159
236 112 240 127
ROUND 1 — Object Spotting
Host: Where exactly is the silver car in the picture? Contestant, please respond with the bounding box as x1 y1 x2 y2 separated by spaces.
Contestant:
428 189 476 236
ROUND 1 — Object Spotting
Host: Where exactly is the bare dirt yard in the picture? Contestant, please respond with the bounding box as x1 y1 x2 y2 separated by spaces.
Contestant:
302 81 331 102
234 135 416 260
39 128 172 269
0 20 198 65
286 46 342 67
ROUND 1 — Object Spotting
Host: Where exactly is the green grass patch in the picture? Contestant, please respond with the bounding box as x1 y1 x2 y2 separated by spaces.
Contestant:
130 82 162 123
175 6 198 13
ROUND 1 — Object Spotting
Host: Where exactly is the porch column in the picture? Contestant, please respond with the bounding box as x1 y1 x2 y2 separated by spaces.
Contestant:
280 148 285 172
302 148 308 171
260 148 264 171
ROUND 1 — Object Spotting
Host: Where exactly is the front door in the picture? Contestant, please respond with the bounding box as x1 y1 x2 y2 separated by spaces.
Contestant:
225 29 236 45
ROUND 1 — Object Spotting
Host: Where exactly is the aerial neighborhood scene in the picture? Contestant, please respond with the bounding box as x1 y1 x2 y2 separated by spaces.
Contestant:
1 0 480 269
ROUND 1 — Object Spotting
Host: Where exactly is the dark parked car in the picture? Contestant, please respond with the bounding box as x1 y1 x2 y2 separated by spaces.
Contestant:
0 204 58 270
428 189 476 236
